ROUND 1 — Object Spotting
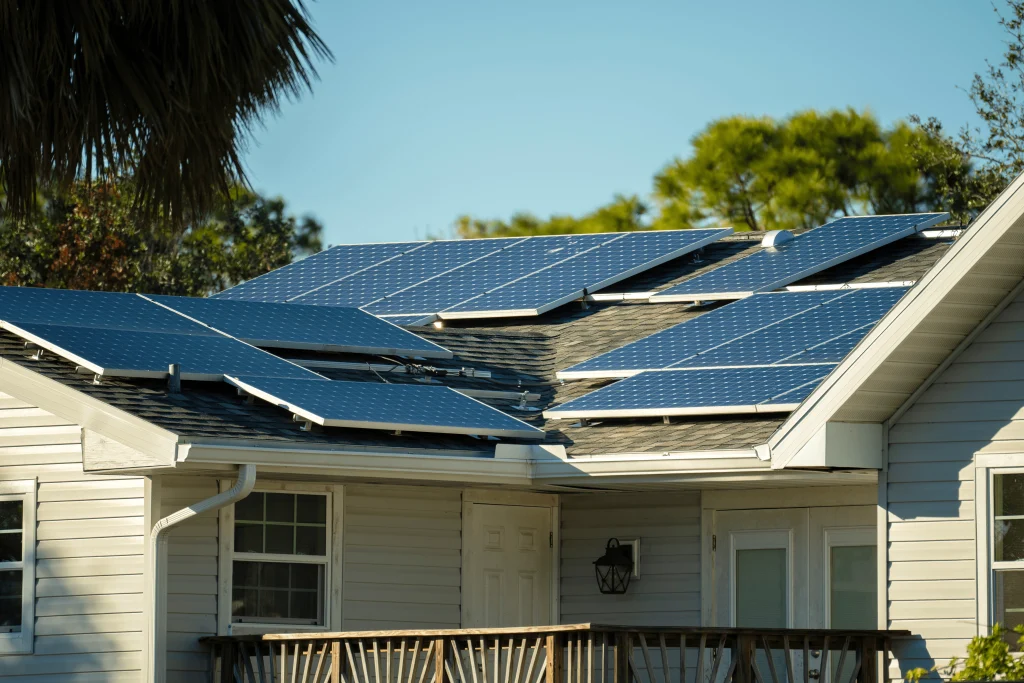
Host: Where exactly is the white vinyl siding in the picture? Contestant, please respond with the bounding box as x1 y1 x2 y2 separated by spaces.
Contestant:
0 392 144 680
885 296 1024 678
160 476 220 682
559 492 701 626
342 485 461 630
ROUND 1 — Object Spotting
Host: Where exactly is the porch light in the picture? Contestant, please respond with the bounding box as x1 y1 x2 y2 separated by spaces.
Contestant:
594 538 633 594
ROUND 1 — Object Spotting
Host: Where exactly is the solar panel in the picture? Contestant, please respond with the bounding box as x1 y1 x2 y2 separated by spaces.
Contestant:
670 286 907 369
543 365 835 419
226 375 545 439
651 213 947 302
214 241 417 303
144 295 452 359
441 228 731 319
0 287 215 335
364 233 619 317
291 238 522 308
3 322 322 381
382 314 437 327
557 288 850 379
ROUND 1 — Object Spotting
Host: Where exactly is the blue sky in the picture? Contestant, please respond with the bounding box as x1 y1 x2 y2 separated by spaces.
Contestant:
243 1 1007 246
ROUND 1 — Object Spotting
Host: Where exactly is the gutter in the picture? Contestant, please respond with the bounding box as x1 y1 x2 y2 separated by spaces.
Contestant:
148 464 256 683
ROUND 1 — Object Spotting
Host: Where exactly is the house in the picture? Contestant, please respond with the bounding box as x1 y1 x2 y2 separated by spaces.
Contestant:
0 178 1021 683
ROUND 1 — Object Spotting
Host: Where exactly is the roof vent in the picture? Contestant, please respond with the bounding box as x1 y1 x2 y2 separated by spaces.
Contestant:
762 230 794 248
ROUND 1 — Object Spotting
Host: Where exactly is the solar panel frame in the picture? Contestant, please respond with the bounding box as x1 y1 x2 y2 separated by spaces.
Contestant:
363 233 621 318
291 237 526 309
543 364 835 419
226 375 545 439
440 228 732 320
650 213 948 303
556 288 853 379
2 321 323 381
143 295 452 359
213 241 420 303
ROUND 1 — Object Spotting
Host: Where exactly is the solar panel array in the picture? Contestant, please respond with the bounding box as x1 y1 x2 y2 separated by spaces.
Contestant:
144 295 451 358
544 365 834 419
651 213 947 302
215 229 733 321
558 287 908 379
227 375 545 439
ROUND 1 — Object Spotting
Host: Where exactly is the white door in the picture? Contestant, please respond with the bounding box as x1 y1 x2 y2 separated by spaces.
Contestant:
713 506 876 628
463 503 553 628
714 509 810 627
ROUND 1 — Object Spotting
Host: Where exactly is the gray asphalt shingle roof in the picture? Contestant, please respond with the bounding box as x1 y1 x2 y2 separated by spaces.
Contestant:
2 230 957 458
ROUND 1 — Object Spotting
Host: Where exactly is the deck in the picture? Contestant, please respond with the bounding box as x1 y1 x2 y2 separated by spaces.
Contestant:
202 624 909 683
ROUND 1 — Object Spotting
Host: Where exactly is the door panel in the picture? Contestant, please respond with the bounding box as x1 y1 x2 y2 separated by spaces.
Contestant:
464 503 552 627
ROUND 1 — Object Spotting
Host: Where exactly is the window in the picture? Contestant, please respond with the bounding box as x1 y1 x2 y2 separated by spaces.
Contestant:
0 480 35 655
825 528 877 630
231 491 330 626
992 472 1024 644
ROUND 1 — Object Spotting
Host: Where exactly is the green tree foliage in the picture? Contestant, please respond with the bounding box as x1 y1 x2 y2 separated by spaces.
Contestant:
0 2 331 222
906 624 1024 681
0 179 322 296
458 109 992 238
453 194 648 238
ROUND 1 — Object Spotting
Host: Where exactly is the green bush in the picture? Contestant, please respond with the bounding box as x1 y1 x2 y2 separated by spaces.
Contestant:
906 624 1024 681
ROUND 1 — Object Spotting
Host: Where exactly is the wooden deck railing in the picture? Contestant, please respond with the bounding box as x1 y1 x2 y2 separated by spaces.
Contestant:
201 624 908 683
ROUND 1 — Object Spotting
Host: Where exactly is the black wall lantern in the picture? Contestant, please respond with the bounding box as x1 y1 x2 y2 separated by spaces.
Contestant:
594 538 634 594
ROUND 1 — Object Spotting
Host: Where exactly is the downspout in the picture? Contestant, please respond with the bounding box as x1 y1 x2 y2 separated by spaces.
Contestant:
147 464 256 683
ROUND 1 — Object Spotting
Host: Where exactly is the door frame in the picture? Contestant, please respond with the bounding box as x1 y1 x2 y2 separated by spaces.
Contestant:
461 489 560 627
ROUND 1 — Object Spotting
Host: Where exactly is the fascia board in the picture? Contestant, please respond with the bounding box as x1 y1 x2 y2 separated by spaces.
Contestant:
0 356 179 465
768 176 1024 468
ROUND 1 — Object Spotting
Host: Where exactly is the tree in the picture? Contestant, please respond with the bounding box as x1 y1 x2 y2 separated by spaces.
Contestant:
0 178 322 296
452 194 648 239
0 2 331 222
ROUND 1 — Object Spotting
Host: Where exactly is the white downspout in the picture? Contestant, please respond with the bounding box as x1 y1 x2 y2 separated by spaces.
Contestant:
147 464 256 683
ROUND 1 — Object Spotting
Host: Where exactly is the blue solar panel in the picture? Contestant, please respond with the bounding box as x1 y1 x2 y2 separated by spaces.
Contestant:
214 242 416 303
652 213 947 302
672 286 907 369
145 295 452 359
543 365 835 419
0 287 214 335
558 288 849 378
4 322 322 381
292 238 520 308
442 229 731 318
365 233 619 316
227 375 544 439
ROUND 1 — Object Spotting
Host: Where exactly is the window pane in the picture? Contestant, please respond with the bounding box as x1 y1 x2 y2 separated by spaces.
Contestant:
295 526 326 556
996 475 1024 517
0 532 21 563
231 561 325 625
266 525 295 554
297 495 326 524
266 493 295 523
996 519 1024 562
996 571 1024 649
0 501 22 531
736 548 787 627
235 493 264 522
0 571 21 628
831 545 877 629
234 523 264 554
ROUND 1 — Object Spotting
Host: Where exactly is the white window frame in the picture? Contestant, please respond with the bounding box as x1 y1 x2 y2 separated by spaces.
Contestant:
976 465 1024 635
217 481 343 635
823 526 875 629
0 479 36 656
730 528 794 627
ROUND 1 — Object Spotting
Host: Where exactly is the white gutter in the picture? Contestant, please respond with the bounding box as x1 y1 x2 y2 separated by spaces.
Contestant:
148 464 256 683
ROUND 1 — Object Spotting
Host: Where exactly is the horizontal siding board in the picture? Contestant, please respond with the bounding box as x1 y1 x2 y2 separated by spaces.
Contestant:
887 540 975 561
889 560 975 581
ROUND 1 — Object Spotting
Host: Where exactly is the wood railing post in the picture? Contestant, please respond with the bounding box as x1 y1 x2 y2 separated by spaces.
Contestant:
436 638 447 683
548 634 565 683
333 640 342 683
734 635 754 683
219 641 235 683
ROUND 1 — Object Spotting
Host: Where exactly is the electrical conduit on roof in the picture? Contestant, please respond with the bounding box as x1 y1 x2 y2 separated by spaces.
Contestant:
148 464 256 683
